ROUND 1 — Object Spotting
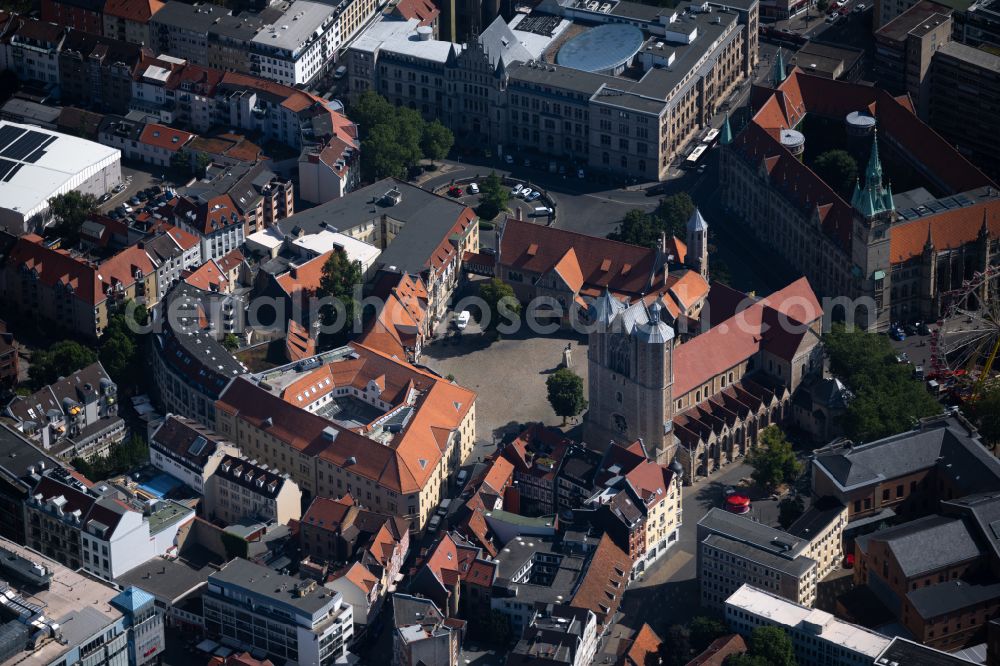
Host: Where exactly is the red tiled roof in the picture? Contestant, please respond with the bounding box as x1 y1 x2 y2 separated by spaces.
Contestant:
623 624 664 666
570 534 631 627
174 194 243 235
216 344 475 494
673 277 821 396
103 0 164 23
217 248 245 274
890 202 1000 264
140 123 193 152
393 0 439 25
275 251 330 301
684 634 748 666
481 457 514 495
183 259 228 292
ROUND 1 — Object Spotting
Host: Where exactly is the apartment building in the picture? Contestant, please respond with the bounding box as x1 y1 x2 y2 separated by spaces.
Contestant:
6 362 124 461
508 605 599 666
873 1 953 117
58 30 143 114
4 235 155 339
392 593 463 666
0 538 131 666
927 42 1000 180
786 496 848 581
204 455 303 526
142 226 203 302
149 414 240 494
103 0 165 46
725 584 892 666
697 508 820 609
25 470 193 581
214 344 477 531
150 283 248 428
204 559 354 665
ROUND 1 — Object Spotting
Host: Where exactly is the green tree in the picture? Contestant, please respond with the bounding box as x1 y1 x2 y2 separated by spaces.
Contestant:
98 300 150 389
689 616 728 652
49 191 98 243
824 324 940 441
817 0 830 12
477 171 509 221
663 624 692 666
353 92 426 181
546 367 587 425
609 209 658 248
478 278 521 333
725 655 769 666
222 333 240 351
421 120 454 164
746 426 801 491
29 341 97 388
971 386 1000 448
71 433 149 481
656 191 696 239
813 150 858 199
318 248 364 340
749 626 796 666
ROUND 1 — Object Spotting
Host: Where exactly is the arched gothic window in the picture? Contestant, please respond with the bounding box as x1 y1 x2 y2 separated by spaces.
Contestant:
610 334 631 378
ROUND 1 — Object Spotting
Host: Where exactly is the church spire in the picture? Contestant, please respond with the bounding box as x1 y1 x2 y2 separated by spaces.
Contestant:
981 209 991 239
924 223 935 252
772 49 787 87
720 113 733 146
852 131 894 219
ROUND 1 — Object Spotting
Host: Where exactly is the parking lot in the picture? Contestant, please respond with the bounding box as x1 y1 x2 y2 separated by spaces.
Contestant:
439 179 555 224
100 161 182 215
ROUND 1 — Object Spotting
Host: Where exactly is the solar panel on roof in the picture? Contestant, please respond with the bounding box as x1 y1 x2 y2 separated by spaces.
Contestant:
4 163 23 182
0 126 26 152
0 131 48 161
0 158 14 181
23 135 57 163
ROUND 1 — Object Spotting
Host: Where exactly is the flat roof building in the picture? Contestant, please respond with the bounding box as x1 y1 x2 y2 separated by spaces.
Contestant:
0 121 121 234
725 584 892 666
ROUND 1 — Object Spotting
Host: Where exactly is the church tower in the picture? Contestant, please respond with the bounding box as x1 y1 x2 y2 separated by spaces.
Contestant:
687 207 709 281
585 294 676 462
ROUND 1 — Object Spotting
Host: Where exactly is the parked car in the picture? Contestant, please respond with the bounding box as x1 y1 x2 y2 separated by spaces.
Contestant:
904 323 918 336
890 326 906 341
99 192 112 203
456 310 471 330
839 5 851 14
917 321 931 336
825 12 838 21
511 183 524 196
531 206 553 217
526 191 542 202
505 154 514 164
519 188 533 199
129 196 141 206
853 3 865 11
447 186 463 197
467 182 479 194
577 168 585 179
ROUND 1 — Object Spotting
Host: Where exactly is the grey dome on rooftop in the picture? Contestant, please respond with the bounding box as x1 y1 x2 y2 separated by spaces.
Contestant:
556 23 645 75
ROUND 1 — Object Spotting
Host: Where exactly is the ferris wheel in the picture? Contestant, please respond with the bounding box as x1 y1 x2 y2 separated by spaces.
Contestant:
929 265 1000 400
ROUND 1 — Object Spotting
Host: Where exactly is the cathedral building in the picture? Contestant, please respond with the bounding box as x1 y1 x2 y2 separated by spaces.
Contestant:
721 67 999 330
585 208 824 482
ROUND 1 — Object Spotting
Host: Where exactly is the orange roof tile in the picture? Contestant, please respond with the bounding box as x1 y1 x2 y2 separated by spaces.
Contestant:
139 123 193 152
183 259 228 292
890 202 1000 264
623 624 663 666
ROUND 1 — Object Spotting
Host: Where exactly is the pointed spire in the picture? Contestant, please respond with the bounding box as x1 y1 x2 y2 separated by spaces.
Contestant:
883 180 895 212
924 223 934 252
772 49 787 86
720 113 733 146
865 130 883 190
687 207 708 232
981 209 991 239
851 178 861 208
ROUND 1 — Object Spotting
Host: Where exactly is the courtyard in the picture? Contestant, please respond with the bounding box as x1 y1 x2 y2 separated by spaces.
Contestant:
421 315 587 445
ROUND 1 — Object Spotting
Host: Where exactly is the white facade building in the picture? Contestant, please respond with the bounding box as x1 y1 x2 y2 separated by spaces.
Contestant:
205 559 354 664
724 584 892 666
250 1 339 86
149 414 240 494
0 121 121 234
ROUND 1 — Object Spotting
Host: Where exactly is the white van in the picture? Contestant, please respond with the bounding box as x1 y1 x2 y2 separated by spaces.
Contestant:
333 65 347 79
531 206 553 217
